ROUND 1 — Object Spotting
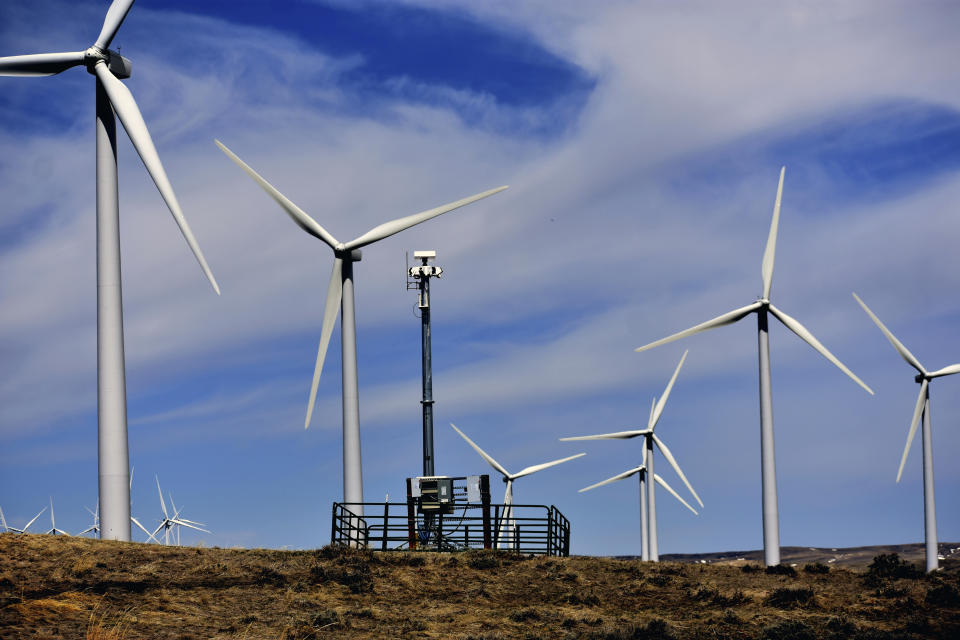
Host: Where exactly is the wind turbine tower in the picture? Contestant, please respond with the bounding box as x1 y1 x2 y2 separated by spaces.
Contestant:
0 0 220 541
634 168 873 566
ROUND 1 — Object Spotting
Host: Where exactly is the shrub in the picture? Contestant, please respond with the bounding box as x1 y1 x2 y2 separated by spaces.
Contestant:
765 586 815 608
741 564 763 573
826 615 856 636
464 550 500 570
865 554 920 582
762 620 815 640
926 583 960 606
765 564 797 577
509 608 540 623
803 562 830 574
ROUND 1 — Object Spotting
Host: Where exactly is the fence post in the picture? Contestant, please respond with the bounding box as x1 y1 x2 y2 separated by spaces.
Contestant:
437 511 444 552
406 478 417 550
465 524 470 549
480 474 492 549
547 508 553 556
382 501 389 551
514 524 520 554
330 503 338 545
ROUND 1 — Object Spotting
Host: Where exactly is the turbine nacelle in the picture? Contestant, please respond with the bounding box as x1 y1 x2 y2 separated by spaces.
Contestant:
84 47 132 79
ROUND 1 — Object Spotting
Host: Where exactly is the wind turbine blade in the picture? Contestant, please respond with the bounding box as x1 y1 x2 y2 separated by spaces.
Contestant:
0 51 86 76
0 506 6 531
897 379 928 483
650 350 688 429
93 62 220 294
653 474 698 515
214 140 340 249
95 0 136 50
305 258 343 429
648 397 656 429
24 507 47 532
79 526 97 536
579 465 644 492
450 423 510 478
513 453 586 479
342 186 508 251
559 429 648 441
49 498 55 528
635 302 762 353
652 433 704 508
131 517 159 543
150 523 165 538
761 166 785 300
155 476 169 519
926 364 960 379
852 293 925 375
172 520 210 534
768 303 874 395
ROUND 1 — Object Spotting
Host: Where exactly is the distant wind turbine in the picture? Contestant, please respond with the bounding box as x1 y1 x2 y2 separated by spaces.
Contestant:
1 505 47 534
0 0 220 541
634 167 873 566
853 293 960 572
44 498 71 536
151 477 210 545
562 350 702 561
451 423 584 549
216 139 507 515
78 503 101 538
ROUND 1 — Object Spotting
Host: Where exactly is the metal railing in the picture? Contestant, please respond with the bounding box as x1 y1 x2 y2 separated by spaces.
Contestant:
331 501 570 556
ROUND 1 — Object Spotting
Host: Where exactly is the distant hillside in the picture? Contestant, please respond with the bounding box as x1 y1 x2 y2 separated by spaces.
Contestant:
1 534 958 639
655 541 960 568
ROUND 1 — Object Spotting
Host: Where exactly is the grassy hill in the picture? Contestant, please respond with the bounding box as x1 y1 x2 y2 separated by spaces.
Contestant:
1 533 958 639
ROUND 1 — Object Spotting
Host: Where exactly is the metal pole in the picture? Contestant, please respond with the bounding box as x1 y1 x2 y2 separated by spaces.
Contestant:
96 78 131 542
646 436 658 561
921 389 938 572
639 471 649 562
757 307 780 566
340 255 364 518
420 265 435 477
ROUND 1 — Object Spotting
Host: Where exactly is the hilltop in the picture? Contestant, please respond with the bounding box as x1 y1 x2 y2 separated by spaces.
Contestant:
1 534 958 639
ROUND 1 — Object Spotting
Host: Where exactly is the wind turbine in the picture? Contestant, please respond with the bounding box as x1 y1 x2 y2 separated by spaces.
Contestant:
579 447 697 560
561 350 702 561
44 498 71 536
0 505 47 534
78 503 101 538
0 0 220 541
450 423 585 549
853 293 960 572
216 140 507 514
634 167 873 566
151 476 209 545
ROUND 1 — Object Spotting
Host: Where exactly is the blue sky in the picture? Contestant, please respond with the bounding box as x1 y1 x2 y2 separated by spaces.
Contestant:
1 0 959 556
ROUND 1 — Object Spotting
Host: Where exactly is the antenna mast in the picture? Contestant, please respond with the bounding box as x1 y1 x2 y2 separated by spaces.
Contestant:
407 250 443 476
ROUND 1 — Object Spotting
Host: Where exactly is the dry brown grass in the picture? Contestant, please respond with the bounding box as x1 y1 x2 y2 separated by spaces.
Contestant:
1 533 957 639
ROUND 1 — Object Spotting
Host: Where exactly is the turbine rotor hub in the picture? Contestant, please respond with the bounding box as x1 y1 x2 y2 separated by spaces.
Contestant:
915 373 926 384
84 47 132 79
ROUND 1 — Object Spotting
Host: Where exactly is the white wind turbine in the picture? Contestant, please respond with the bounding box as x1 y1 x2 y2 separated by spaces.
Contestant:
561 350 702 561
634 167 873 566
853 293 960 572
0 505 47 534
78 503 101 538
450 423 585 549
216 140 507 515
0 0 220 541
150 476 209 545
44 498 71 536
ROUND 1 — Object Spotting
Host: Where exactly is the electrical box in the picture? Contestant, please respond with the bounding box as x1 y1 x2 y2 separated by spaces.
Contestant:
416 476 454 514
